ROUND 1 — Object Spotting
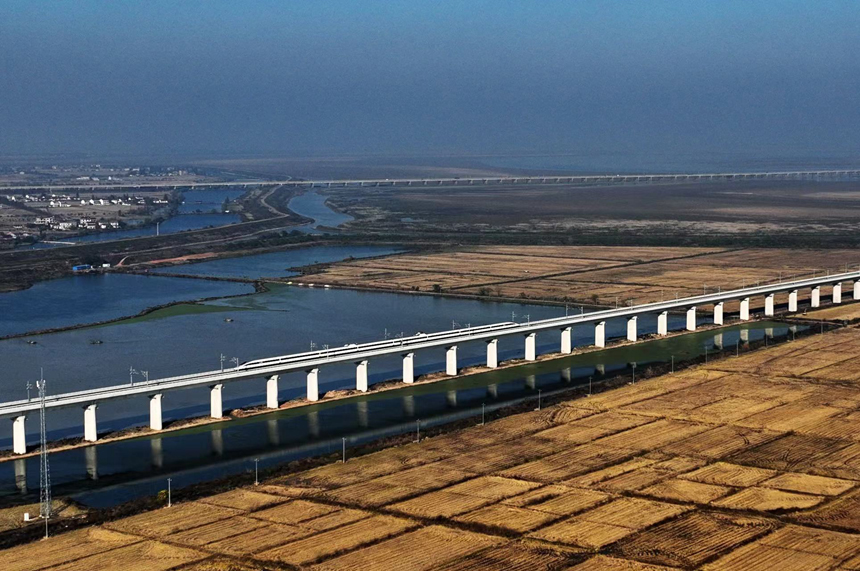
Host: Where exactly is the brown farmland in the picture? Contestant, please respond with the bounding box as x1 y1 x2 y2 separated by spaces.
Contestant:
8 326 860 569
297 245 860 311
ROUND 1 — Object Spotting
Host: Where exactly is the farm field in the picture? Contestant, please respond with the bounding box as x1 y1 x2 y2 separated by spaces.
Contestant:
7 325 860 569
298 245 860 310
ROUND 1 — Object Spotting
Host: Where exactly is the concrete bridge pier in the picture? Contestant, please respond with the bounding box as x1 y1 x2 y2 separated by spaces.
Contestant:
266 375 279 409
210 384 223 419
446 345 458 375
626 316 637 342
686 307 697 331
789 290 798 312
561 327 572 354
84 404 98 442
713 302 724 325
307 368 319 401
595 321 606 348
765 294 775 317
657 311 668 335
854 282 860 300
525 332 537 361
356 360 369 392
12 415 26 455
740 298 750 320
402 353 415 383
486 339 498 368
833 283 842 304
811 286 820 308
149 394 163 430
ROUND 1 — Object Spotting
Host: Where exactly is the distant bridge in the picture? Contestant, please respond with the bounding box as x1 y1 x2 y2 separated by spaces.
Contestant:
2 169 859 192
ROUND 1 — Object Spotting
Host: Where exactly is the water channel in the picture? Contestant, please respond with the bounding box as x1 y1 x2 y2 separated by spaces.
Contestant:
0 320 801 507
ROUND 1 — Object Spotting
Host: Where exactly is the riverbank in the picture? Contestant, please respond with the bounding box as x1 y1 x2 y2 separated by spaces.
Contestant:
2 318 858 566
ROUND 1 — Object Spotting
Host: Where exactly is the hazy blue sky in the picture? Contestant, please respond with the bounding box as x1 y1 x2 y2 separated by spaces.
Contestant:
1 1 858 160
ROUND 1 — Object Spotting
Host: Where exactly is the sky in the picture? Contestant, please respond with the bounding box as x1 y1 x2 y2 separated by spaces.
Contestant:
1 1 858 163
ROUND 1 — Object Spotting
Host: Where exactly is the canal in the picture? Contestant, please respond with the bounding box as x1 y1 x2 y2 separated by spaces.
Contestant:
0 320 801 507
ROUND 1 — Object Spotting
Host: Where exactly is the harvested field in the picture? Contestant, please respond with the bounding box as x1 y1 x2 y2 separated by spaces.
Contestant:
297 245 860 308
170 516 268 547
568 555 680 570
205 521 312 556
103 502 240 537
47 541 204 571
616 511 776 568
712 487 825 512
640 478 731 504
197 489 286 511
3 527 138 571
256 515 416 566
249 499 339 525
435 540 578 571
311 525 504 571
455 504 560 532
14 326 860 569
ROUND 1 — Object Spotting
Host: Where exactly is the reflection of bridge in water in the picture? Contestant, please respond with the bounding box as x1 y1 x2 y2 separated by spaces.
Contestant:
2 169 859 192
10 322 789 497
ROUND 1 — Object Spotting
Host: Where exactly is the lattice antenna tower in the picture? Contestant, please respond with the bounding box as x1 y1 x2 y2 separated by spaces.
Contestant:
37 370 51 519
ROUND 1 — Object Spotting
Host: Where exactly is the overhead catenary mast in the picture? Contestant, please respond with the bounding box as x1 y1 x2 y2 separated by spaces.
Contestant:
37 370 52 528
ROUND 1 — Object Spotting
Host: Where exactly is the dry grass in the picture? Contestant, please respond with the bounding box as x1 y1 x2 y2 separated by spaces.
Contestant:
256 515 416 566
310 525 504 571
46 541 204 571
197 489 285 511
104 502 240 537
455 504 560 533
640 478 732 504
616 511 776 568
712 487 825 512
298 245 860 307
3 527 138 571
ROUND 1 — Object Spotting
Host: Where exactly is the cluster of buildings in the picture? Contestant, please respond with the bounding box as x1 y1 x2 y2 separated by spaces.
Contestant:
5 193 158 207
32 216 121 231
